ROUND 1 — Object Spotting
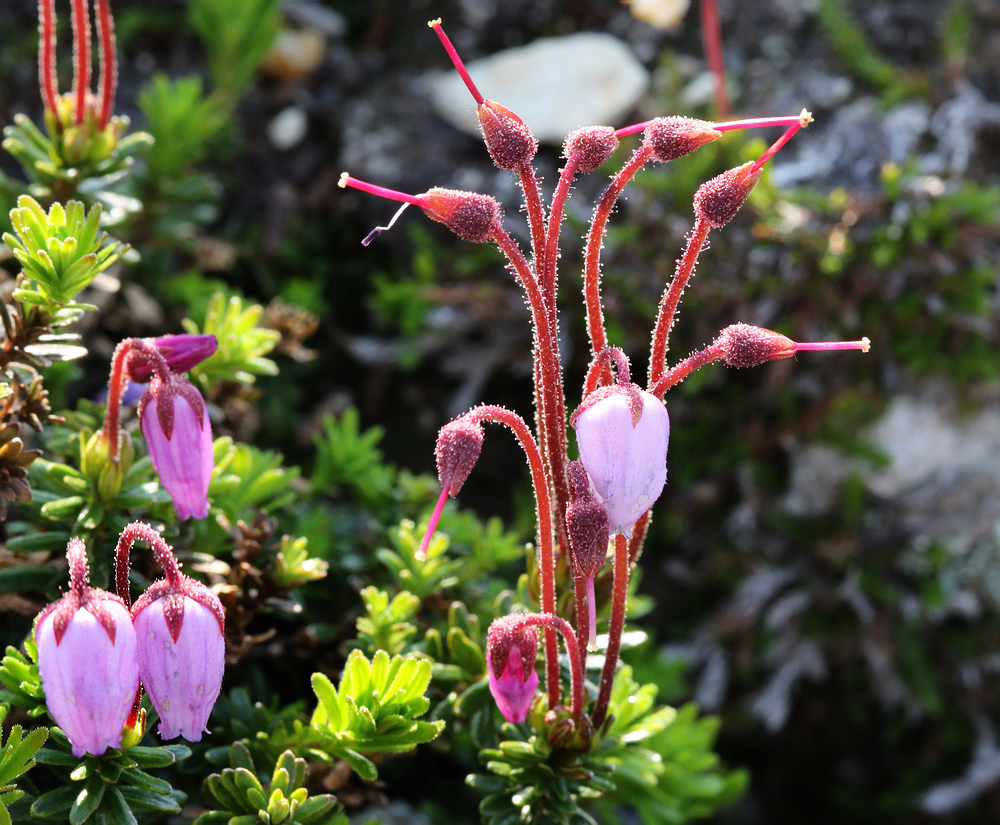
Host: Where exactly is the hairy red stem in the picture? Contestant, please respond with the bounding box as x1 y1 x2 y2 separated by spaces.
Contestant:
593 534 629 728
648 218 712 386
465 404 561 707
70 0 91 124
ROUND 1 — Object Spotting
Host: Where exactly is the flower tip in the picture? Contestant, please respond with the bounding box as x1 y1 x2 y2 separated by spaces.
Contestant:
861 336 871 353
427 17 442 28
799 108 814 128
337 172 350 189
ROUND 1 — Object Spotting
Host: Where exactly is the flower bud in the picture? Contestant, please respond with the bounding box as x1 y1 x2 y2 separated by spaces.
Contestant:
563 126 619 173
479 100 538 171
139 375 213 521
435 417 485 497
565 461 609 580
642 116 721 163
715 323 871 367
420 188 502 242
35 539 139 758
81 430 134 499
131 577 225 742
127 334 219 383
486 615 540 723
694 162 760 228
571 386 670 537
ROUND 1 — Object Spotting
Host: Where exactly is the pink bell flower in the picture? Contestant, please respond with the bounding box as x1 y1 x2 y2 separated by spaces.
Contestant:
571 384 670 537
126 334 218 383
35 539 139 758
486 616 540 724
139 374 213 521
132 584 225 742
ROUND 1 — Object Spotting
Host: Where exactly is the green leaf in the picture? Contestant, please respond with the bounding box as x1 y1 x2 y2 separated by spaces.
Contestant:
69 778 105 825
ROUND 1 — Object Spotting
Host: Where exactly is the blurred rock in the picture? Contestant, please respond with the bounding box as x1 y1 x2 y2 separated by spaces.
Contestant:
428 33 650 143
782 385 1000 551
260 28 327 82
627 0 691 30
268 105 309 150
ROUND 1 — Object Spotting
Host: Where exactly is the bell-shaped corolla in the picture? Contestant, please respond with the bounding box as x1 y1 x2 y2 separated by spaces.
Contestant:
571 385 670 537
35 539 139 758
131 578 225 742
139 375 213 521
486 616 540 724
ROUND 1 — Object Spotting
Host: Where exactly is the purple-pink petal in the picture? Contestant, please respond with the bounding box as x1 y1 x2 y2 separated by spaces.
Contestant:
134 596 225 742
36 603 139 758
487 644 539 724
574 389 669 536
141 391 213 520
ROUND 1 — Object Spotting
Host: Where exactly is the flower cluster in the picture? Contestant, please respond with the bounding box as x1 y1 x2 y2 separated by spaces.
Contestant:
35 522 225 757
342 20 869 730
100 334 217 520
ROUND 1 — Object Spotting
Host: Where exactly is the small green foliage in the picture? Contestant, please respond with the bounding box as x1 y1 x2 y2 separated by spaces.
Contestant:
210 438 299 519
816 0 924 104
593 667 748 825
0 703 48 825
376 520 462 600
309 410 396 507
273 536 329 590
3 197 128 324
183 293 280 388
199 744 346 825
0 645 45 715
1 111 151 197
310 650 445 781
189 0 281 106
353 587 421 656
139 74 229 181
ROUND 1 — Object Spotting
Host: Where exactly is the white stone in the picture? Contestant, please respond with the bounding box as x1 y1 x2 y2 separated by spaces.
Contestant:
428 33 650 144
627 0 691 30
268 106 308 151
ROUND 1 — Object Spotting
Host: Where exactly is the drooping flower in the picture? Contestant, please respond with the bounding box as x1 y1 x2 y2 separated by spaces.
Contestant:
571 379 670 538
139 373 213 521
132 582 225 742
35 538 139 758
486 615 540 723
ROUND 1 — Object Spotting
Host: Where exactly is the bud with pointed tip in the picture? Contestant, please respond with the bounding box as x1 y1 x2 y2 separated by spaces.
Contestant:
479 100 538 171
641 116 722 163
418 416 485 560
566 461 610 648
571 385 670 537
421 188 502 243
486 615 540 723
126 334 219 383
139 374 213 521
694 161 761 228
35 539 139 758
716 323 871 367
563 126 619 173
338 175 502 246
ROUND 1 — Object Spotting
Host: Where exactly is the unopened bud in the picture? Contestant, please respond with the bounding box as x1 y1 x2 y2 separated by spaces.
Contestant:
436 417 485 497
694 162 760 228
565 462 609 579
642 116 721 163
716 323 871 368
479 101 537 171
421 188 502 243
563 126 619 173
